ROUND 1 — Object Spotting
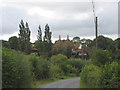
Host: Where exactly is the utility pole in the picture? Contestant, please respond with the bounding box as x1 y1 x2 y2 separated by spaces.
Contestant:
59 35 61 40
92 0 98 49
95 17 98 49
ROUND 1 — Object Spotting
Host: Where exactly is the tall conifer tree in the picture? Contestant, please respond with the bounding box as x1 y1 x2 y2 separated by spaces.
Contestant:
44 24 52 43
18 20 31 54
37 25 42 42
43 24 52 57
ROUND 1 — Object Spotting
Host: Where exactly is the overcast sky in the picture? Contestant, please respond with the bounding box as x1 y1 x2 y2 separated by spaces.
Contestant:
0 0 119 43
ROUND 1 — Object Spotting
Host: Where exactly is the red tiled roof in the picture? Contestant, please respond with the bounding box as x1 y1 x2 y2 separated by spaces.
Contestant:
52 39 91 53
52 39 74 51
32 48 38 51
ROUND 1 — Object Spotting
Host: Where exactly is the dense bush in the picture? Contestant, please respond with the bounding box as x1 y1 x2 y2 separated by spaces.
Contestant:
67 59 93 73
50 54 68 73
50 54 68 64
29 54 50 80
90 49 113 66
80 64 101 88
35 57 50 79
2 48 33 88
101 61 119 88
8 36 19 50
80 61 119 88
50 55 93 75
49 64 64 79
66 64 79 75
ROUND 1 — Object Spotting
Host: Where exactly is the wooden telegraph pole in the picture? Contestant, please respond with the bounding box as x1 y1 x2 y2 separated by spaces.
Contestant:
95 17 98 49
92 0 98 49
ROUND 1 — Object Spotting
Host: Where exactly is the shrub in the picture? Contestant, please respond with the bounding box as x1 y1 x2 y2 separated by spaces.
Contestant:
2 48 33 88
50 54 68 64
50 54 68 73
90 49 113 66
80 64 101 88
49 64 64 79
28 54 38 80
67 59 93 73
101 61 119 88
65 64 78 74
35 57 50 79
29 55 50 80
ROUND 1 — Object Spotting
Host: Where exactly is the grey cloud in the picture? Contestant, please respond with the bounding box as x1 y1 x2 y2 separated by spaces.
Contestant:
2 7 26 34
1 2 118 42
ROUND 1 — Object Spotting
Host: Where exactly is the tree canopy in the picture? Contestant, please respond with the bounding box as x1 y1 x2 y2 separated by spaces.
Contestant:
37 25 42 42
18 20 31 54
8 36 19 50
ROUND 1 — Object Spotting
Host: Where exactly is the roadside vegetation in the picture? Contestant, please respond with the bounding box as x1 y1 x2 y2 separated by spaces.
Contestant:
2 47 85 88
80 49 119 88
2 20 120 88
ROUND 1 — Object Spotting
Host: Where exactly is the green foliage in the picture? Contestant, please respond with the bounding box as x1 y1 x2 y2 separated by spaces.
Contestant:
50 54 68 73
43 24 52 43
72 36 80 43
53 44 64 55
37 25 42 42
42 41 52 57
90 49 113 66
50 54 68 65
115 38 120 49
66 64 78 75
2 40 9 48
43 24 52 56
8 36 19 50
2 47 33 88
18 20 31 54
53 43 72 58
35 24 53 57
80 38 92 46
42 24 52 56
49 65 64 79
29 55 50 80
36 58 50 79
107 42 116 54
34 40 43 55
80 64 101 88
101 62 119 88
63 45 72 58
36 25 43 55
90 35 114 50
67 59 93 73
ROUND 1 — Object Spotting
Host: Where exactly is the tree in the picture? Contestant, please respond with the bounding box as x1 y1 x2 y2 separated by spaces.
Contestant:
91 49 113 66
80 38 92 47
2 40 9 48
89 35 113 50
52 39 73 58
34 40 43 55
43 24 52 57
18 20 31 54
35 25 43 55
8 36 19 50
37 25 42 42
115 38 120 49
72 36 80 43
43 24 52 43
63 45 72 58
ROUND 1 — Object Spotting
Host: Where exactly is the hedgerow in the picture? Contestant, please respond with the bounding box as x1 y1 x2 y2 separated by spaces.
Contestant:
2 47 33 88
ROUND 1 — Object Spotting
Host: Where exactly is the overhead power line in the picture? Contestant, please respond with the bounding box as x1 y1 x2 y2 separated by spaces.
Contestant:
92 0 96 23
92 0 98 49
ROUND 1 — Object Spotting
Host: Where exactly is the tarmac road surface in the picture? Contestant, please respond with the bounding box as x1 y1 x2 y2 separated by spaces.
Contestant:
39 77 80 88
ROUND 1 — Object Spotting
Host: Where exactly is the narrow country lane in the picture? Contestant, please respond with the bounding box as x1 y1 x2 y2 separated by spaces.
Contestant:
39 77 80 88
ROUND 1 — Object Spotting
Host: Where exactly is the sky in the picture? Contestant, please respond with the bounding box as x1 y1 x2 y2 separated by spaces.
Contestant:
0 0 119 43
